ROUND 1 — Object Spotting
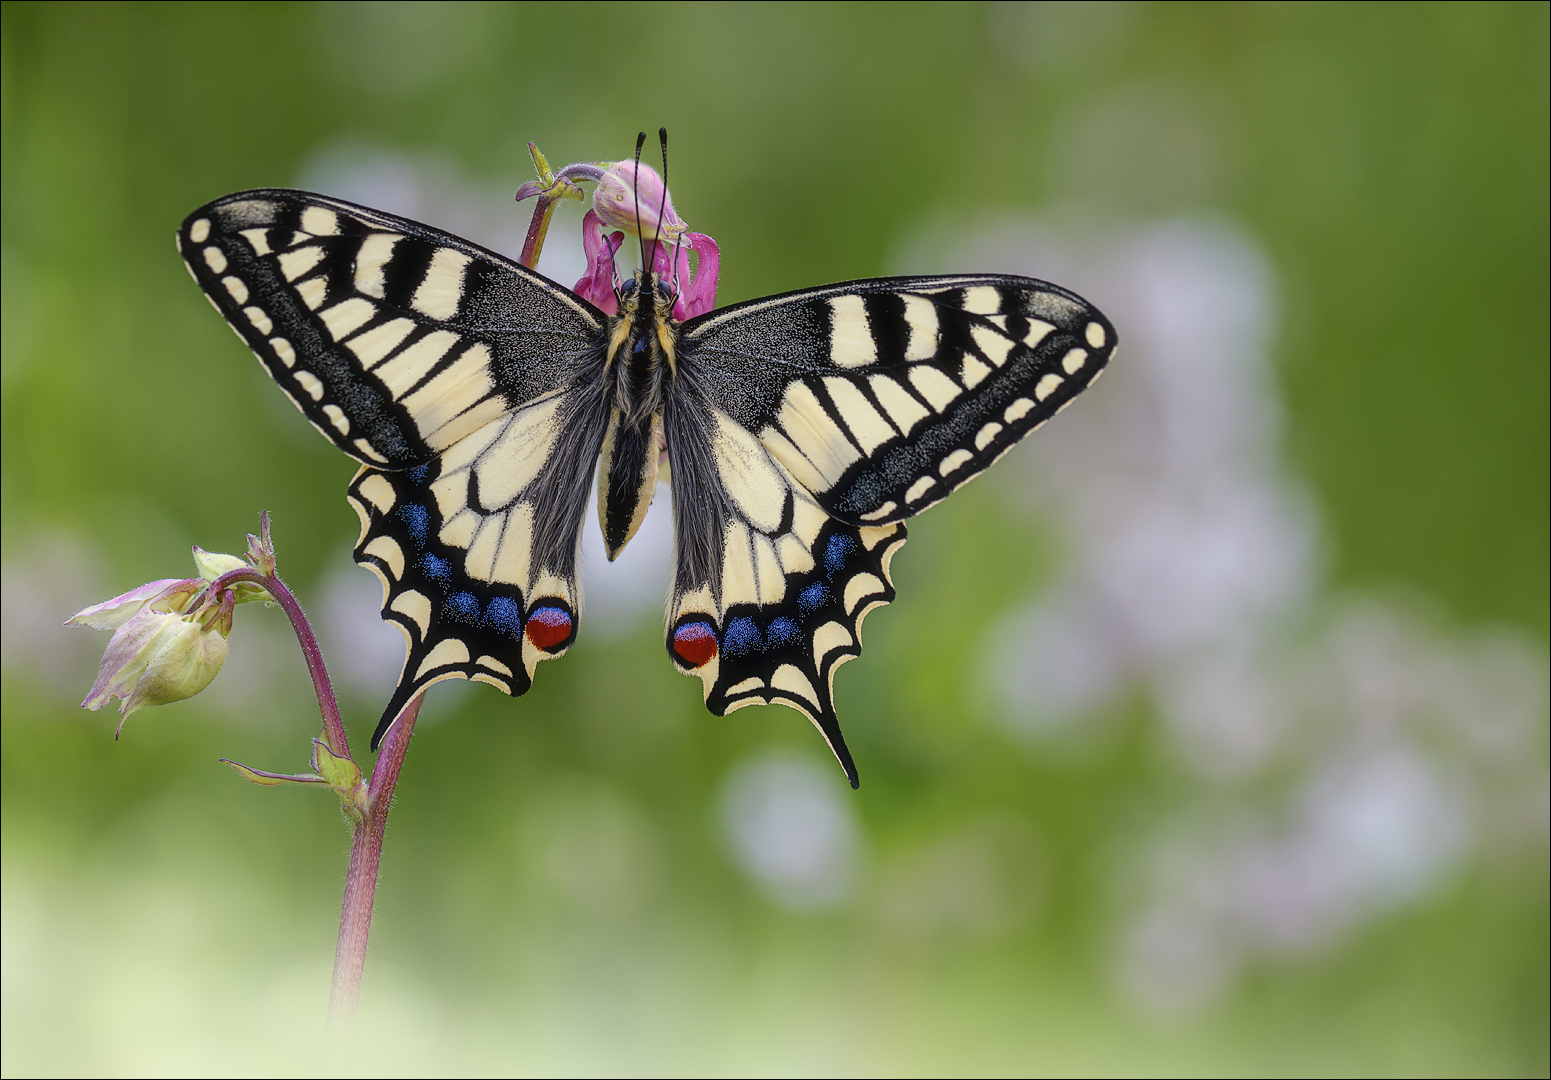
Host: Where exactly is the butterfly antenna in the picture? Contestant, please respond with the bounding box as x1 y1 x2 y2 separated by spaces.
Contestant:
656 127 676 294
633 131 648 282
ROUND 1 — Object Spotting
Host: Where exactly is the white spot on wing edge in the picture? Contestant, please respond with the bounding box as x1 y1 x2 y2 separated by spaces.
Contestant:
905 475 937 503
189 218 211 243
222 276 249 304
1035 373 1063 400
300 205 341 236
975 421 1003 450
939 448 973 476
1004 397 1035 423
202 246 227 273
390 588 432 633
244 306 273 335
323 403 351 436
363 535 405 579
1062 348 1088 374
270 337 297 368
1085 321 1106 348
294 369 326 401
859 500 897 521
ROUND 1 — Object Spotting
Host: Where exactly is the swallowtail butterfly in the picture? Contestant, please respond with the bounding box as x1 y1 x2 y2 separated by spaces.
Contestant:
178 184 1114 786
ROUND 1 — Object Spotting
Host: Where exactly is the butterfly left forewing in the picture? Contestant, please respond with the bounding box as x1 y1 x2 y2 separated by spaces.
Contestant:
178 189 604 467
180 190 619 746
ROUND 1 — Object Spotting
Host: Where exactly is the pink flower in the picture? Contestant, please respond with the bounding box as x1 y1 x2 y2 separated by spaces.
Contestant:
517 144 720 320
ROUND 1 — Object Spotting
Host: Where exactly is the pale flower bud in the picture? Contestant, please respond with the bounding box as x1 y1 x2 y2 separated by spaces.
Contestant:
70 578 235 736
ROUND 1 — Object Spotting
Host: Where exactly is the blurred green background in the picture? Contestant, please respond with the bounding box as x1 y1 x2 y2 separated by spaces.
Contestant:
2 2 1547 1075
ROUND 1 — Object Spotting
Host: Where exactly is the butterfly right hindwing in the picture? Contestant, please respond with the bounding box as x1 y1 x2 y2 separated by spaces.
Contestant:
662 386 906 784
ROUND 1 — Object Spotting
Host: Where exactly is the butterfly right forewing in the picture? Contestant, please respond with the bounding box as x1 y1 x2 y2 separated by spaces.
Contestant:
680 275 1116 525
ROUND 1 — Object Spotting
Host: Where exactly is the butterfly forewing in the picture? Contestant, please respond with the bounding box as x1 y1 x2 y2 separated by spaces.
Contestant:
178 190 605 467
680 276 1116 525
180 189 616 744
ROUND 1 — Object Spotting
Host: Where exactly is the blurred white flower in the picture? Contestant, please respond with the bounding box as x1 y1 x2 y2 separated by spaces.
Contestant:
719 754 862 911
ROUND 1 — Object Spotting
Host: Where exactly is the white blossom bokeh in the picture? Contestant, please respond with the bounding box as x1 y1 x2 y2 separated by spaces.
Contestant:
903 215 1549 1012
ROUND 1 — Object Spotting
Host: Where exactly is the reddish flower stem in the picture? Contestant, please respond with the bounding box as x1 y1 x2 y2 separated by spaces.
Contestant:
213 559 423 1035
328 693 422 1036
211 566 349 758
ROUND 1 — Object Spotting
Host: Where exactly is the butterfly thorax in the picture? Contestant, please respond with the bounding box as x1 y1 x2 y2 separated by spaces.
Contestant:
597 272 678 560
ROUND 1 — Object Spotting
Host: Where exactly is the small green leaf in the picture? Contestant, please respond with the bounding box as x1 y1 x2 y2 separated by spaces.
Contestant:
312 738 370 825
222 758 326 786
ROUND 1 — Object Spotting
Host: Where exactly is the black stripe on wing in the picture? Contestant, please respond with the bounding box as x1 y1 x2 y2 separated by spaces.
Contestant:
178 189 605 469
680 275 1116 524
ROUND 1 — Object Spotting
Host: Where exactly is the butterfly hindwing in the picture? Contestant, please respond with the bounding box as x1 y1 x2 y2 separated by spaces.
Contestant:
662 388 907 786
178 189 605 467
349 381 612 745
680 275 1116 525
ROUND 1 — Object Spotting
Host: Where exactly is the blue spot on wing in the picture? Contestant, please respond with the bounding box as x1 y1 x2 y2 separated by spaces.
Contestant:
798 582 830 615
723 617 761 658
824 534 855 579
420 553 452 587
486 597 523 637
767 617 799 647
400 503 430 549
449 591 479 622
407 464 431 484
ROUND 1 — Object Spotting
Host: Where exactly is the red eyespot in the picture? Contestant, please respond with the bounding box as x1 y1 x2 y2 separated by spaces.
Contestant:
525 606 572 651
672 621 718 668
